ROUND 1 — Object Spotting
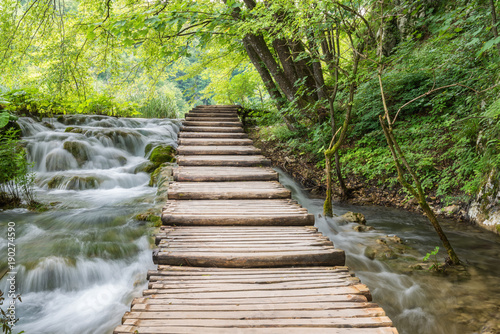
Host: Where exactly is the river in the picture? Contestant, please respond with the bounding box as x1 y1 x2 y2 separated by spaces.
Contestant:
1 116 500 333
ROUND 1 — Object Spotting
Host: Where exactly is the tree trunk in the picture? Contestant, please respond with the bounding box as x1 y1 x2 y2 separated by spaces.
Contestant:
243 36 285 108
490 0 500 56
245 34 297 102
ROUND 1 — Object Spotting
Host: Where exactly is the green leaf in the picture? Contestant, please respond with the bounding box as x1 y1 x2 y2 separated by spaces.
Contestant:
0 112 10 128
476 36 500 57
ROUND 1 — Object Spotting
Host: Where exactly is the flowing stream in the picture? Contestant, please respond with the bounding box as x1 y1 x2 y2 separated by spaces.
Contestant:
279 169 500 334
1 116 500 333
0 115 180 334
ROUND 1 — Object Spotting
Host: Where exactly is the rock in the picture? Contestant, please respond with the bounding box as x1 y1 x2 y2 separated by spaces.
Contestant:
341 211 367 225
43 121 55 129
469 169 500 234
353 225 374 232
148 145 176 170
65 127 85 134
442 204 460 215
134 161 157 174
63 140 89 165
386 235 403 244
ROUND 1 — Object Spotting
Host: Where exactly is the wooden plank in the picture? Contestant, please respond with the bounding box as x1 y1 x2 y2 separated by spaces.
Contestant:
132 301 377 312
185 113 239 117
178 138 253 146
167 181 291 200
177 155 271 167
183 121 242 127
122 317 394 328
174 166 278 181
185 117 240 122
179 132 249 139
177 145 261 155
181 126 244 133
123 308 387 320
115 326 399 334
153 248 346 267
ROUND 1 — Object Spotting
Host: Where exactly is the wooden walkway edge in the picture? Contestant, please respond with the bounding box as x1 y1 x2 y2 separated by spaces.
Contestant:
114 105 398 334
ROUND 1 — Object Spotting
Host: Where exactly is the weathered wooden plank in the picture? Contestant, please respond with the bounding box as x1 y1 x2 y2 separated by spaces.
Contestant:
185 117 240 122
178 138 253 146
167 181 291 200
174 166 278 181
181 126 244 133
177 145 261 155
124 308 387 321
153 248 346 267
179 132 249 138
122 317 394 328
183 121 242 127
114 325 398 334
147 273 352 283
132 301 377 312
185 113 239 118
177 155 271 166
147 279 363 291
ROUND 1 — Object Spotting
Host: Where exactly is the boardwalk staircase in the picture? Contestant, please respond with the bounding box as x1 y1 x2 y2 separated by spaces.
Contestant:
114 105 398 333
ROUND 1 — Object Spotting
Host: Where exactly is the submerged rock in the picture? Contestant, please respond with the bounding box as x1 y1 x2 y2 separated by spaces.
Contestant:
341 211 367 225
353 225 374 232
63 140 90 165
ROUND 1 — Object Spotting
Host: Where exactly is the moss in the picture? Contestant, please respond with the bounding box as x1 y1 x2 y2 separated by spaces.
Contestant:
135 211 162 227
56 115 64 123
496 225 500 233
149 166 163 187
65 127 85 134
149 145 176 165
47 175 65 189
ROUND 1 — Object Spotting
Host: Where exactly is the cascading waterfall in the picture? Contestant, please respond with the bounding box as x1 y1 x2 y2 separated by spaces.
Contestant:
0 115 181 334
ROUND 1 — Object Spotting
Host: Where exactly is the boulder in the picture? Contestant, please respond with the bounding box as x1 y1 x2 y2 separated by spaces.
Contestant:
341 211 367 225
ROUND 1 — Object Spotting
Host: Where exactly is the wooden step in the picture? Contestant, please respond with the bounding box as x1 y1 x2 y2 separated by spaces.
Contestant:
178 132 249 139
187 112 238 117
177 155 271 167
153 226 345 267
185 116 240 122
183 121 242 127
173 166 278 182
161 199 314 226
181 126 244 133
178 138 253 146
167 181 290 200
177 145 261 155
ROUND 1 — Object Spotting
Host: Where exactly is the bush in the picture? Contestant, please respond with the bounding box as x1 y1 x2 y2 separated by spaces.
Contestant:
0 128 36 208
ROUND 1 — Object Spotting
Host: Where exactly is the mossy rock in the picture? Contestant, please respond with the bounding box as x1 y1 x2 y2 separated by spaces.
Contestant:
135 211 162 227
63 141 89 165
64 127 85 134
47 175 65 189
341 211 367 225
134 161 157 174
149 145 176 164
66 176 100 190
149 166 163 187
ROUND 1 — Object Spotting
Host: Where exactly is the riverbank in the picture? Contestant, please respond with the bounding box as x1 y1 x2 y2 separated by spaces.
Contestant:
248 126 475 228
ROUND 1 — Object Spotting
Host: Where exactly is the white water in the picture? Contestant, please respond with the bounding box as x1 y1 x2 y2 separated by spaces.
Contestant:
0 115 181 333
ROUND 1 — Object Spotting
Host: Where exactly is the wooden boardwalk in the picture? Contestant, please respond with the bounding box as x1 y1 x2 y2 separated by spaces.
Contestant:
114 105 398 334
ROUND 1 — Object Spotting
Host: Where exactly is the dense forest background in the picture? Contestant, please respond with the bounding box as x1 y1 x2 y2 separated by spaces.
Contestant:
1 0 500 233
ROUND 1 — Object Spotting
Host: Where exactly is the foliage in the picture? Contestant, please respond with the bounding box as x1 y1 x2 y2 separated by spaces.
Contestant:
0 289 22 334
423 246 442 272
0 129 36 208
